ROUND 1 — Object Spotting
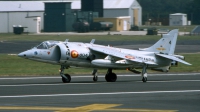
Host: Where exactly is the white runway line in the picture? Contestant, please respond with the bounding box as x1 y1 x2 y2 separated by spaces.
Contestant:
0 77 60 80
0 83 97 87
147 80 200 83
0 90 200 98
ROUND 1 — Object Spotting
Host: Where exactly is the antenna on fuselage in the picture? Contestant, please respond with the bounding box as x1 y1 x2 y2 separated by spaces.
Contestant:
65 39 69 42
90 39 95 44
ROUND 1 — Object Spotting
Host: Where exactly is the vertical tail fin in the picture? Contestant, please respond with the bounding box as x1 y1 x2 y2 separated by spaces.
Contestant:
139 29 179 55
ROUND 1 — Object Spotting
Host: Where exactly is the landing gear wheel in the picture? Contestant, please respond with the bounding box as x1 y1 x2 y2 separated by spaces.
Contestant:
62 74 71 83
105 73 117 82
142 77 147 83
93 76 98 82
141 64 148 83
92 69 98 82
105 74 110 82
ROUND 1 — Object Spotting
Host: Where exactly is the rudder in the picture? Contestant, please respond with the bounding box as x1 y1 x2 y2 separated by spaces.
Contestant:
139 29 179 55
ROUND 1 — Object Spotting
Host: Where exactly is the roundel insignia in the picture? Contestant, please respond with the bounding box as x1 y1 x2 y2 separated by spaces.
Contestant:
34 51 38 55
71 50 79 58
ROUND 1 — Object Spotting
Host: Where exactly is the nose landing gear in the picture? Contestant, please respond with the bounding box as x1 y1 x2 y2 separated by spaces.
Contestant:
60 66 71 83
142 64 148 83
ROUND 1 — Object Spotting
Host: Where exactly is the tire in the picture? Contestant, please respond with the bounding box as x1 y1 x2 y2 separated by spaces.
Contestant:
93 76 98 82
105 74 111 82
105 73 117 82
62 74 71 83
110 73 117 82
142 77 147 82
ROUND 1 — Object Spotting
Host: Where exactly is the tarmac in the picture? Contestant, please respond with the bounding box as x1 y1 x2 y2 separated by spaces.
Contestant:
0 73 200 112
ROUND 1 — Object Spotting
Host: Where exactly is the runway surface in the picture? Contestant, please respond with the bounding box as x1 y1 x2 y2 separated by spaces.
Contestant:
0 73 200 112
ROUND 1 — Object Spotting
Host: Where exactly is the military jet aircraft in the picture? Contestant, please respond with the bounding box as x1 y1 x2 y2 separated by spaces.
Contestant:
18 29 191 83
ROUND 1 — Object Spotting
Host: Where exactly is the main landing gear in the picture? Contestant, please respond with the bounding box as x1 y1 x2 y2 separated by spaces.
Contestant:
60 66 71 83
142 64 148 82
105 69 117 82
92 68 117 82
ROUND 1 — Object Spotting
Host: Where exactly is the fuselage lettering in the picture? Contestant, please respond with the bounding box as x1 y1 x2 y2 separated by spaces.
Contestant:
79 53 89 58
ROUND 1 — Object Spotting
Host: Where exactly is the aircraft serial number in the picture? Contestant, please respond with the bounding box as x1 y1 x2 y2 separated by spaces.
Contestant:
79 53 89 58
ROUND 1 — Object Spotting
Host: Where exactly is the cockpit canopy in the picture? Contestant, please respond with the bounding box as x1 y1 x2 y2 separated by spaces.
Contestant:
36 41 61 49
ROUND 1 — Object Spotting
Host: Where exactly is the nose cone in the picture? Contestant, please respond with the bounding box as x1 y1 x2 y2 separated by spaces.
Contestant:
18 50 30 58
18 52 26 57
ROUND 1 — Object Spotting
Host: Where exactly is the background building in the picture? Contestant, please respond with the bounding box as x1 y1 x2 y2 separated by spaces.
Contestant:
93 16 131 31
0 1 44 33
81 0 103 17
104 0 142 26
169 13 188 26
44 2 76 32
0 0 142 33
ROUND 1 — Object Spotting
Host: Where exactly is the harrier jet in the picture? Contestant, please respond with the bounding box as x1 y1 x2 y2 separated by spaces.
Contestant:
18 29 191 83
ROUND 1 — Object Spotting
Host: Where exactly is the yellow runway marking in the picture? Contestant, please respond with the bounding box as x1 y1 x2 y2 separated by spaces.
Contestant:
0 104 178 112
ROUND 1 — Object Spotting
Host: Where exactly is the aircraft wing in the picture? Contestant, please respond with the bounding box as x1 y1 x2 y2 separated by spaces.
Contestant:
156 53 192 65
89 46 157 65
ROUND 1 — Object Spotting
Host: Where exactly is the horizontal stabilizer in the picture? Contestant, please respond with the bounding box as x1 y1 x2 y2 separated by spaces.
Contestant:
156 54 192 65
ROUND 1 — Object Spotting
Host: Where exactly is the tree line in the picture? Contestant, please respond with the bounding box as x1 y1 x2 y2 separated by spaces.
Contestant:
138 0 200 25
